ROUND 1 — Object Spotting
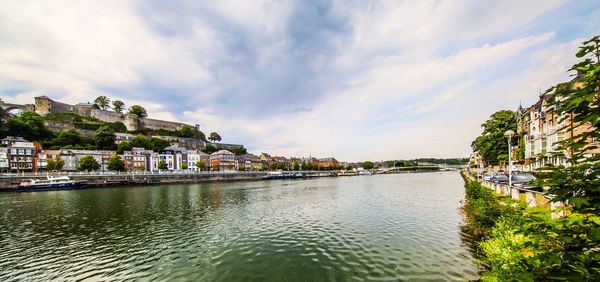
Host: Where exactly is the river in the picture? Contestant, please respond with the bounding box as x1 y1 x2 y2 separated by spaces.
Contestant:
0 171 479 281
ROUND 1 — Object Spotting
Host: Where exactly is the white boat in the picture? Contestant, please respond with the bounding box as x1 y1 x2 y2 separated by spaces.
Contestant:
17 176 88 191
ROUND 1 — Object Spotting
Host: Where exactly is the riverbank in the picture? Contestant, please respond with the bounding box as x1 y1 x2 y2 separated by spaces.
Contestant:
0 168 449 192
0 172 268 192
460 171 599 280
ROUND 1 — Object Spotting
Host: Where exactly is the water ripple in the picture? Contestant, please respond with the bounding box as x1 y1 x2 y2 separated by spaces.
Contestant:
0 172 478 281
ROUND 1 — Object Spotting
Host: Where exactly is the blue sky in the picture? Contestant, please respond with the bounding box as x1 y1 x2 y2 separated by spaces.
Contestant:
1 0 599 161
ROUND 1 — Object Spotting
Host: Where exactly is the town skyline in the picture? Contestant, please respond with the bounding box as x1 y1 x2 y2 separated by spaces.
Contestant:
1 1 600 162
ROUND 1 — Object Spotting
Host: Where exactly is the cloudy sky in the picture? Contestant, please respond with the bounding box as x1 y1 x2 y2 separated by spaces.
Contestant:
1 1 599 161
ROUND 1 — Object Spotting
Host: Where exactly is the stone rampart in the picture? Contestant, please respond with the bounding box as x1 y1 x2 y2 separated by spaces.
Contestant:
90 108 123 123
33 96 197 132
141 118 188 131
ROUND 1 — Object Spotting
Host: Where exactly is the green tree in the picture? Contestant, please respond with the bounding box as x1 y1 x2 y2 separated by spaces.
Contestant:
208 132 222 142
362 161 374 169
195 160 205 170
543 35 600 214
150 137 170 151
116 141 133 154
131 134 150 148
202 145 217 154
94 96 111 110
53 156 65 171
292 161 300 171
232 147 247 155
177 125 195 138
93 126 116 149
46 157 56 171
471 110 517 166
181 163 188 170
112 100 125 113
107 154 126 171
51 129 84 148
128 105 147 118
78 155 100 171
158 160 168 170
0 106 7 138
7 111 53 141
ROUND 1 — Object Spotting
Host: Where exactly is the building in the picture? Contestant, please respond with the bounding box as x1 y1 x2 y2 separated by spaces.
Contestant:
317 157 339 168
115 133 135 144
185 150 209 171
517 93 569 171
210 150 235 171
236 154 262 171
37 150 62 171
159 146 187 170
6 141 37 171
0 148 8 172
1 136 28 146
59 150 114 171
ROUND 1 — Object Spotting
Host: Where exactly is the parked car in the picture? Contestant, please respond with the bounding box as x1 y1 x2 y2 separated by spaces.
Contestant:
491 174 508 184
483 172 495 181
511 173 537 189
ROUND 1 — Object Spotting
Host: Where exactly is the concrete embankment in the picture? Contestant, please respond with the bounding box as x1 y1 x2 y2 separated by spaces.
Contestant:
0 172 268 192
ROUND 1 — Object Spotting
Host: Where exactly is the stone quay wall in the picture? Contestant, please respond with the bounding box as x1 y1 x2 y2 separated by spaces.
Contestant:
0 172 267 190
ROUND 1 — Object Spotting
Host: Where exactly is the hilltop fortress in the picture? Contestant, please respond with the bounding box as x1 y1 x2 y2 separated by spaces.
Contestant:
32 96 197 132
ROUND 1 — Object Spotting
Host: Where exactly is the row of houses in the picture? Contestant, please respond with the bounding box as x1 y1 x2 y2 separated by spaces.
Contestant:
514 87 599 171
0 136 341 172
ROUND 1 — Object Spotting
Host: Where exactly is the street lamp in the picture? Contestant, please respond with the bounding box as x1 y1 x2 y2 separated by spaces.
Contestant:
504 130 515 194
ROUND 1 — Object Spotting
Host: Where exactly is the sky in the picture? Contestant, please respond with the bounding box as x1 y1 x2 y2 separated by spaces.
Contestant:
1 0 599 162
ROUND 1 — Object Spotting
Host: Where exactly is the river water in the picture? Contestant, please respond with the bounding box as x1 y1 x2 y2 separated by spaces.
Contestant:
0 171 479 281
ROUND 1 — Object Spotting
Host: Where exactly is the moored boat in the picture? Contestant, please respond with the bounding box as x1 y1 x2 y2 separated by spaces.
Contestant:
263 171 302 180
16 176 88 191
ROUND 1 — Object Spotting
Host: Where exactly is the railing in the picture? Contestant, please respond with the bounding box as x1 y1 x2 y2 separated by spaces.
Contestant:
465 170 565 219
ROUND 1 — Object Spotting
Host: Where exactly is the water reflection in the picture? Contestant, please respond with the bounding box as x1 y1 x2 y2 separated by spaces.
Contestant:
0 172 478 281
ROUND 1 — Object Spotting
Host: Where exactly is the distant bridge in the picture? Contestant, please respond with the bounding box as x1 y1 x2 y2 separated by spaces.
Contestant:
0 99 35 114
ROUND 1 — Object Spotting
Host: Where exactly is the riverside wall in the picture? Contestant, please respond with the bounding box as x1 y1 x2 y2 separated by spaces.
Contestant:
0 172 267 191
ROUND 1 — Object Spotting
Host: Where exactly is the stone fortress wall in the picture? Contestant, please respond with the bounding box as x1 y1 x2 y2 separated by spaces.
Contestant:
33 96 196 132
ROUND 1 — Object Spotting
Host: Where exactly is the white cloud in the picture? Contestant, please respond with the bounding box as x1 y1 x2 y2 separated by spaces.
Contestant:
0 0 597 161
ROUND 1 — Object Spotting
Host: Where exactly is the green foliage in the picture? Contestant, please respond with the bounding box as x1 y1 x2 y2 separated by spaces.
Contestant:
270 163 287 171
46 156 65 171
107 154 126 171
176 125 195 138
461 173 600 280
150 138 170 152
208 132 221 142
93 126 116 150
292 161 300 171
412 158 469 165
128 105 147 118
112 100 125 113
131 135 150 148
195 160 205 170
94 96 110 110
232 147 247 155
78 155 100 171
43 112 83 122
361 161 374 169
181 163 188 170
202 145 217 154
7 111 53 141
158 160 168 170
471 110 517 166
116 141 133 154
46 129 86 148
